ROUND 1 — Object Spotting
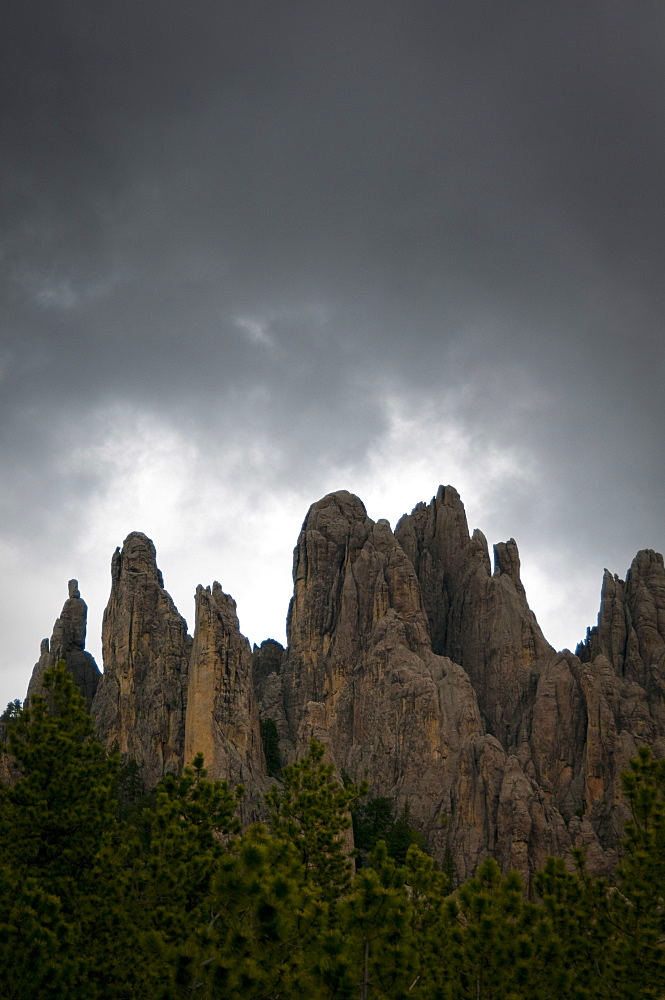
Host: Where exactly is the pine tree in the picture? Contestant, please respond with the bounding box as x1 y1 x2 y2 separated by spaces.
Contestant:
0 662 121 997
0 871 76 1000
384 802 425 865
266 739 366 902
0 662 119 902
435 857 565 1000
536 748 665 1000
260 718 282 777
113 753 245 997
605 747 665 997
339 842 417 1000
190 824 321 999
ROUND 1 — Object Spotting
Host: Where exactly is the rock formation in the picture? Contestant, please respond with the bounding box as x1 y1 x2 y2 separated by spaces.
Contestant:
254 490 574 882
577 550 665 733
394 486 554 746
28 579 101 711
21 485 665 888
91 532 192 789
88 534 267 801
253 639 291 769
185 582 267 818
391 487 665 874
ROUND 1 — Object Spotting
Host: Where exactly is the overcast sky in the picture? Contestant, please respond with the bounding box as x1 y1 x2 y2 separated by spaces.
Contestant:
2 0 663 708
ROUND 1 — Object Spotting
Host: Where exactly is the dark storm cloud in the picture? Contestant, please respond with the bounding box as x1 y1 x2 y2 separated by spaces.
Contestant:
1 1 664 701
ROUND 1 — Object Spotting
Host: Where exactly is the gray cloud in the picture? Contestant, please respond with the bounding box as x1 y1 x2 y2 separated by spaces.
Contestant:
1 0 663 705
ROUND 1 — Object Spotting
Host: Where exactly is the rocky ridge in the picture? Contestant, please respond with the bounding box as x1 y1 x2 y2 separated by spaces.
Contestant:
25 487 665 885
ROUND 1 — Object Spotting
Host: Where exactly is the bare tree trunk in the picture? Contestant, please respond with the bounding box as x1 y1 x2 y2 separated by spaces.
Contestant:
361 940 370 1000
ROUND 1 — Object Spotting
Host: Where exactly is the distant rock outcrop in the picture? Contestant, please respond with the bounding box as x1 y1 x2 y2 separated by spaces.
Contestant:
91 532 192 789
27 579 101 711
252 639 290 770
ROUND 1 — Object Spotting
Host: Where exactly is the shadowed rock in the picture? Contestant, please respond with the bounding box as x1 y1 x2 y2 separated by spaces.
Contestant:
394 487 665 874
395 486 553 745
252 639 291 769
27 579 101 711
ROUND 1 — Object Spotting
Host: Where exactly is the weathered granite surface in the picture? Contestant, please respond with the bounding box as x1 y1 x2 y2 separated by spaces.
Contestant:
27 579 101 711
91 533 192 789
22 486 665 887
394 488 665 874
248 488 664 882
185 582 268 819
252 639 292 769
395 486 554 746
259 490 571 882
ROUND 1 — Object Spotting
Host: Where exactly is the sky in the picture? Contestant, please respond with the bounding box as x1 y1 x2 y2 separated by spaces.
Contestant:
1 0 664 708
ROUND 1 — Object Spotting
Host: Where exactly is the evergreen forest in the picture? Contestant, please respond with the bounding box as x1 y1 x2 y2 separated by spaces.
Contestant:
1 663 664 1000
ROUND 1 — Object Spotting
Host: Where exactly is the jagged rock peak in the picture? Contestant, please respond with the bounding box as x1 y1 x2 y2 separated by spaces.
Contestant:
92 531 191 788
252 638 285 686
577 549 665 688
185 582 267 815
110 531 165 588
287 488 428 672
493 538 526 598
395 485 552 744
27 579 101 711
263 485 579 884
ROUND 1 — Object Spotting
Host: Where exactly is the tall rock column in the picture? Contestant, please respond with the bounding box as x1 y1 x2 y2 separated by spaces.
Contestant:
27 579 101 711
92 532 191 788
185 582 267 817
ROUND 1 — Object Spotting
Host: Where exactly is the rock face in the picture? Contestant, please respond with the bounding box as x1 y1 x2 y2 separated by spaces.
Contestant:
578 551 665 721
253 491 570 882
252 639 291 770
185 582 267 818
27 580 101 711
392 489 665 875
395 486 554 746
251 488 665 884
90 534 268 801
24 486 665 888
92 533 192 789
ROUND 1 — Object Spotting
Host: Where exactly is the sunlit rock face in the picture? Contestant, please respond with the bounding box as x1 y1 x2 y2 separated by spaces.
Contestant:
90 532 268 803
185 581 268 820
28 579 101 711
92 532 192 789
